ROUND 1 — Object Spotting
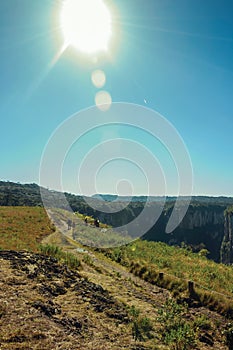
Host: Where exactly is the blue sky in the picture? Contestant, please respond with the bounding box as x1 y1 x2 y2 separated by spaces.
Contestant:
1 0 233 196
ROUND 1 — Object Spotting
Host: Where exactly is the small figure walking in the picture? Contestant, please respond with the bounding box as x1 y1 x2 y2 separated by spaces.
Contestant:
94 218 100 227
67 219 72 230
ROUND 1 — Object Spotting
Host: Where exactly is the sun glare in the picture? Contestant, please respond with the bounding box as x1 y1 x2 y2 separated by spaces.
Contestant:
60 0 112 54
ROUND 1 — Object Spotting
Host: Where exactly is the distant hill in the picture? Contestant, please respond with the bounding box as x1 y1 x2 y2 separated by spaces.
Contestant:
92 193 172 202
1 180 233 262
0 181 42 206
92 192 233 205
1 180 233 208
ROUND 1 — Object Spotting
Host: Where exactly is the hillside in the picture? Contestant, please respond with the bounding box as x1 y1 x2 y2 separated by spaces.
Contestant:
1 180 233 262
0 206 55 251
1 207 233 349
0 250 133 350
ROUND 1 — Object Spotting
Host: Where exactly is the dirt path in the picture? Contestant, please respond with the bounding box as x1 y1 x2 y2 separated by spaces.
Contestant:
42 228 170 315
41 228 228 350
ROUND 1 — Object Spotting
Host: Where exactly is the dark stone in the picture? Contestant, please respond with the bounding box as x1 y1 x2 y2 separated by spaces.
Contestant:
32 300 61 317
59 316 83 334
6 335 27 343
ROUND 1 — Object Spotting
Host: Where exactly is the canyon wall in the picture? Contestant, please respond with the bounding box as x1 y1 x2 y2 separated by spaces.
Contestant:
220 207 233 264
144 204 225 262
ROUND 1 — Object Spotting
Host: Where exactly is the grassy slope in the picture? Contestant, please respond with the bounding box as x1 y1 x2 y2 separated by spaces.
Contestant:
107 240 233 298
0 206 232 349
1 206 233 300
104 241 233 316
0 206 55 251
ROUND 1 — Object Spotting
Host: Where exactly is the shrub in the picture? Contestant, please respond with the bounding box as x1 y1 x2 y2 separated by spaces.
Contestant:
82 254 94 266
128 306 154 341
132 316 154 342
157 299 196 349
39 244 62 257
192 315 211 331
63 252 81 269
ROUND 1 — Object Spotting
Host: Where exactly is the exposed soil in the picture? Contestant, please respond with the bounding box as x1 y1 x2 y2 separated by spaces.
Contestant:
0 230 231 349
0 250 133 349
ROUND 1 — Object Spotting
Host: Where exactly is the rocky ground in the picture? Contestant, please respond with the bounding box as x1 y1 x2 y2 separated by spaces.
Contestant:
0 229 231 349
0 250 135 349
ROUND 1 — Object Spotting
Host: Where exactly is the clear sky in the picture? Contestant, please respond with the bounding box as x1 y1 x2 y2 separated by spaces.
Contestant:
1 0 233 196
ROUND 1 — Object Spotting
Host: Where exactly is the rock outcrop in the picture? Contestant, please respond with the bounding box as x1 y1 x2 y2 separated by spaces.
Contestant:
220 207 233 264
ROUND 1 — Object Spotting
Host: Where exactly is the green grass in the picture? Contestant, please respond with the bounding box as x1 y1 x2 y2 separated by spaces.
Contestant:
75 212 110 228
157 299 196 349
1 206 233 317
127 305 154 342
38 244 81 269
104 239 233 316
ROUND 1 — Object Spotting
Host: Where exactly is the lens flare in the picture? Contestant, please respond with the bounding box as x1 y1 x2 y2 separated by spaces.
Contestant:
91 69 106 88
95 90 112 111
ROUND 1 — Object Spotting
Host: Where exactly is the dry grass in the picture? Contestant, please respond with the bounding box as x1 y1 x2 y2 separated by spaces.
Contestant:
0 206 232 349
0 251 141 350
0 206 55 251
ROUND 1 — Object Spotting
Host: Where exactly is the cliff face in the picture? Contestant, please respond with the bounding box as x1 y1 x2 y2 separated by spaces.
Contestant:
144 205 226 262
220 208 233 264
174 207 225 262
179 208 224 229
96 203 226 262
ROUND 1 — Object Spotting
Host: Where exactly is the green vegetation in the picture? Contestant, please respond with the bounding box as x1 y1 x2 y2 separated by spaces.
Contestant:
225 206 233 215
157 299 196 349
220 206 233 265
0 206 55 251
38 244 81 269
105 240 233 296
1 204 233 316
50 207 131 248
0 207 81 270
75 212 110 228
1 180 233 262
193 314 211 331
0 203 232 348
104 239 233 316
128 306 154 342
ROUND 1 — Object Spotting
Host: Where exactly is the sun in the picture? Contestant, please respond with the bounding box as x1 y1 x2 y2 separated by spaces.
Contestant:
60 0 112 54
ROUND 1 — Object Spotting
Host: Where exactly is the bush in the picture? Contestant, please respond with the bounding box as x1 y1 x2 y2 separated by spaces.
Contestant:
192 315 211 331
128 306 154 341
164 323 195 349
157 299 196 349
132 317 154 341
